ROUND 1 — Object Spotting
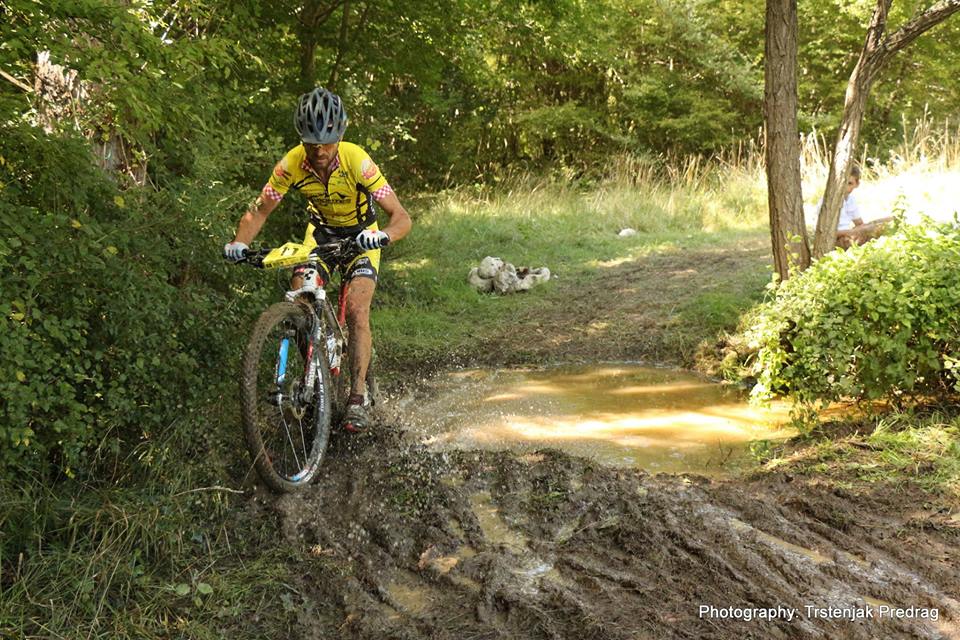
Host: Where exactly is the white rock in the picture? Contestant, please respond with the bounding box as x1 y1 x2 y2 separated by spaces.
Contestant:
528 267 550 283
618 228 638 237
514 277 533 292
467 267 493 292
492 263 520 294
478 256 504 279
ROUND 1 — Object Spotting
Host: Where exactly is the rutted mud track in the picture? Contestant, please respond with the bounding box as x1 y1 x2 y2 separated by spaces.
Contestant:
256 428 960 639
248 239 959 638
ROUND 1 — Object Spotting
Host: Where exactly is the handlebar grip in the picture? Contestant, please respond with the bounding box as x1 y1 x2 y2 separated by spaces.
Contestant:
380 235 391 248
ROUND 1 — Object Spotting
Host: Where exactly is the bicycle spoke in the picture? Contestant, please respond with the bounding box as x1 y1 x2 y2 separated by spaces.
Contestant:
281 415 302 472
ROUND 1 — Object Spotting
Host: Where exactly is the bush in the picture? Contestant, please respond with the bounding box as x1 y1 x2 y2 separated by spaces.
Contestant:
0 124 272 481
747 217 960 406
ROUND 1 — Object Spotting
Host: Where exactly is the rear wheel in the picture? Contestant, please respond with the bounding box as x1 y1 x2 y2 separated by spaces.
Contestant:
241 302 332 492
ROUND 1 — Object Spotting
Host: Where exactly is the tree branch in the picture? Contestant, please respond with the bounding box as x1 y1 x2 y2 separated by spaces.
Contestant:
1 69 33 93
298 0 343 29
881 0 960 55
865 0 893 52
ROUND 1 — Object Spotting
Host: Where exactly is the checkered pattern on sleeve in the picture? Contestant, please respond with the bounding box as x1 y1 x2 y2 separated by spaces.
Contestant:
261 184 284 202
371 184 394 201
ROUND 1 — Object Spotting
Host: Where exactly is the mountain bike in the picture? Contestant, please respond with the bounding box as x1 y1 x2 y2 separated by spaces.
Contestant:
235 237 382 492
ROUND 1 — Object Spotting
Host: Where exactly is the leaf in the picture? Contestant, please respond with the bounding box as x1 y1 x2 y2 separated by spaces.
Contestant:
175 583 191 596
197 582 213 595
16 371 26 383
113 195 126 208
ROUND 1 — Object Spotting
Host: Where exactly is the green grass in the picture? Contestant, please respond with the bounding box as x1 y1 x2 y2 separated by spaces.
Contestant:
0 388 304 640
760 410 960 497
374 164 770 366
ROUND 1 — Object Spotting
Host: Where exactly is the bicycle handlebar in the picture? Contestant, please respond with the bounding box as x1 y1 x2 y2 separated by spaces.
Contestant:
235 236 375 269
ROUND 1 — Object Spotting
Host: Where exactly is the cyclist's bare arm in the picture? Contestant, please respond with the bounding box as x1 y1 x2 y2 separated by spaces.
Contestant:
375 191 412 242
234 193 281 245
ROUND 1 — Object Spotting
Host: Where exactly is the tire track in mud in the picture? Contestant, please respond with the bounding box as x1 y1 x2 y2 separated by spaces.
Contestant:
267 431 960 639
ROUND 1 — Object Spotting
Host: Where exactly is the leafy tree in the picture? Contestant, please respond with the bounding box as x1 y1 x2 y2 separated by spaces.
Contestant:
763 0 960 271
813 0 960 257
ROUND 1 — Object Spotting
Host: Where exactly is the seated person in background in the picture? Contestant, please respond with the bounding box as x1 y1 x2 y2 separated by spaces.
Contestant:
830 164 893 249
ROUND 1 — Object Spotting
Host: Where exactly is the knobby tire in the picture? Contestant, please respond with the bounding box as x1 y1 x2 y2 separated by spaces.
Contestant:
241 302 333 492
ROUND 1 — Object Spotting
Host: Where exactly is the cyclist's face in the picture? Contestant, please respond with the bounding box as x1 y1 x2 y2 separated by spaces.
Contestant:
845 175 860 195
304 141 339 170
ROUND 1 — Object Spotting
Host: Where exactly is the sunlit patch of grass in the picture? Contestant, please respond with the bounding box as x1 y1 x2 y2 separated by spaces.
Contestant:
375 156 772 366
759 410 960 496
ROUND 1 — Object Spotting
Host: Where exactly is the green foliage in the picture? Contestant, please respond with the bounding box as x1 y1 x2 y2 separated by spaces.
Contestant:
0 124 271 479
5 0 957 187
748 217 960 406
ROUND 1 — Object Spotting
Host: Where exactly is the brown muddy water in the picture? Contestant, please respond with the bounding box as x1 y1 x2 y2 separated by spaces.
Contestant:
400 364 793 475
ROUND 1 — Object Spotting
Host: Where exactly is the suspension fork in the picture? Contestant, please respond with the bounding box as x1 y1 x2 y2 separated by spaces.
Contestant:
298 307 325 402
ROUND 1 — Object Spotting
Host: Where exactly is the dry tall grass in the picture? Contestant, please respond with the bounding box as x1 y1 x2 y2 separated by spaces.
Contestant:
430 116 960 238
803 116 960 225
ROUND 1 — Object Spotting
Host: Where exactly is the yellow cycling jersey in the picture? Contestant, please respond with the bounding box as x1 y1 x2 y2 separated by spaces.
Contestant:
262 141 392 229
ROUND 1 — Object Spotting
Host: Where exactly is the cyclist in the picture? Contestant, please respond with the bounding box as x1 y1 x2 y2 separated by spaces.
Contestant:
224 87 412 432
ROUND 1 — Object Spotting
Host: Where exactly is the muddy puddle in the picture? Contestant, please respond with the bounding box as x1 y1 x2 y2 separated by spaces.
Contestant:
401 364 792 475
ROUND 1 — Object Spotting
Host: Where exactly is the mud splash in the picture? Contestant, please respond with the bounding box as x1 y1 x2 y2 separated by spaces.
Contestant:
401 364 792 475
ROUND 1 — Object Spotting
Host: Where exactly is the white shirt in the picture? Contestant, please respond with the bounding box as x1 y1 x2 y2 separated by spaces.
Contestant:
815 193 862 231
836 193 862 230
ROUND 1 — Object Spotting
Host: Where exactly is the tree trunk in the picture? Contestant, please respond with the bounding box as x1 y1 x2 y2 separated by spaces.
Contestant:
812 0 960 257
297 0 344 90
299 37 319 90
327 0 350 90
764 0 809 281
812 0 891 257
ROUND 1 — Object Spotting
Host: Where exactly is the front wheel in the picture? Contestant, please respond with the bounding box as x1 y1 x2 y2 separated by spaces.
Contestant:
241 302 333 492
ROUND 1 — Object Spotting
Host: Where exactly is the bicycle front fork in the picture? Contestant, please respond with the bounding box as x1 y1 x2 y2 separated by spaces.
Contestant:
268 320 324 406
267 332 293 406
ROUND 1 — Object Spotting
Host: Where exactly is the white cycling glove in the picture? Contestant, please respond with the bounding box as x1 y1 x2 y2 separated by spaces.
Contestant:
223 241 249 262
355 229 390 251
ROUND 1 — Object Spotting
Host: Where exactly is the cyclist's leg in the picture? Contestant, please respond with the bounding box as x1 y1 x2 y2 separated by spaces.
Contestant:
342 250 380 397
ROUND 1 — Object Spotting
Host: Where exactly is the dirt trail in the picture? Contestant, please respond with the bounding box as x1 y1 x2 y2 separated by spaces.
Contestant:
254 429 960 639
473 236 772 367
248 239 959 639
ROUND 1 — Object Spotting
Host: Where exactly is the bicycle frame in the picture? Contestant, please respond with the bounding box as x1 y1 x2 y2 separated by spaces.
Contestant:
236 237 367 491
279 260 350 395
